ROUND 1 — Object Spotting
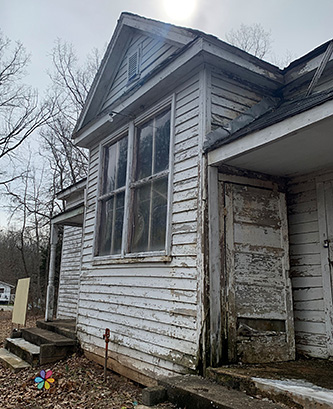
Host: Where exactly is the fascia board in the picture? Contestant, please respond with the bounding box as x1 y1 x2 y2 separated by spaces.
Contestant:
208 99 333 166
284 44 333 85
52 206 84 226
121 13 197 46
57 178 86 200
201 39 283 86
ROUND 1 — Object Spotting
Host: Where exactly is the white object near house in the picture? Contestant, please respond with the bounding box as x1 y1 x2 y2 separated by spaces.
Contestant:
0 281 14 304
50 13 333 386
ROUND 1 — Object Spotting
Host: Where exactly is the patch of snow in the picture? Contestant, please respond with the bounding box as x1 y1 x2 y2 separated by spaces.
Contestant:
252 377 333 408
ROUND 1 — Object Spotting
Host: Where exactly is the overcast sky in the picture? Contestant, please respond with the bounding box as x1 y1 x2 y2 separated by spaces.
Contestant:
2 0 333 92
0 0 332 226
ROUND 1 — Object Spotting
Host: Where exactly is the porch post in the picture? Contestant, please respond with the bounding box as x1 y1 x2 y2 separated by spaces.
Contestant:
45 223 59 321
208 166 223 366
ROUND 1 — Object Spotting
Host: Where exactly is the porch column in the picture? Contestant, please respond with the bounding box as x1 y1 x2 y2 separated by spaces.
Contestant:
45 223 59 321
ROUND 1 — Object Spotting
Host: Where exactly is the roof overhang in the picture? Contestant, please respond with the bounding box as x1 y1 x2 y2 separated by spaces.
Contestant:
52 205 84 227
208 99 333 177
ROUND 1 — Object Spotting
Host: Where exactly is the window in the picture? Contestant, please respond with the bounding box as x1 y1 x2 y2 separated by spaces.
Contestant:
0 288 4 294
96 106 172 258
130 110 171 253
98 136 128 255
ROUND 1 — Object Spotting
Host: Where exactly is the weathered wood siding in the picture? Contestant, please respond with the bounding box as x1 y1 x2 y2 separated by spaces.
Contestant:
101 32 179 112
210 70 262 130
57 226 82 319
287 174 328 358
77 72 202 381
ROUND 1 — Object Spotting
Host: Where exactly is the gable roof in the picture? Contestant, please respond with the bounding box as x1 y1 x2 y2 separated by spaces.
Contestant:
73 12 283 145
74 13 198 134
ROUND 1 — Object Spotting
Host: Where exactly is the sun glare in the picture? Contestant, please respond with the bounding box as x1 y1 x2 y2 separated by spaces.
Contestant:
163 0 197 22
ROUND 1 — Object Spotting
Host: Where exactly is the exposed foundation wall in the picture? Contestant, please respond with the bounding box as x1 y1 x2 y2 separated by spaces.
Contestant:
57 226 82 319
77 72 205 384
287 171 332 358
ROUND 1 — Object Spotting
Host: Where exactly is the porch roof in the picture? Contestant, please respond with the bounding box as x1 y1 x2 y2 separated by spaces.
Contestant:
205 88 333 153
208 95 333 178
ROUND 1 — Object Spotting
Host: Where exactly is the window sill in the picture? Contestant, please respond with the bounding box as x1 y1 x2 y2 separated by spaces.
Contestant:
92 253 172 266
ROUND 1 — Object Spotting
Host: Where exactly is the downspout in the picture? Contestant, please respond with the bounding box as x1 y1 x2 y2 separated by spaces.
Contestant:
45 223 58 321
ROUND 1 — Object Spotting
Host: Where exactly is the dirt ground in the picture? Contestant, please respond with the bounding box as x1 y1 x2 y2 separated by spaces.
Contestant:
0 311 177 409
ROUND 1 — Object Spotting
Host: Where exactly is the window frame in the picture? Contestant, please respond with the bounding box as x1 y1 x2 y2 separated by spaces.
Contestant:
94 96 175 261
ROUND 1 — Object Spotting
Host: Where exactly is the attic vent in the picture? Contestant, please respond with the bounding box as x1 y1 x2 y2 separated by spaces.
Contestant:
127 48 141 82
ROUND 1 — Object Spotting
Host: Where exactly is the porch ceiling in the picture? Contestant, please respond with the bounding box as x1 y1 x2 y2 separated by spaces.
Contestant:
208 99 333 178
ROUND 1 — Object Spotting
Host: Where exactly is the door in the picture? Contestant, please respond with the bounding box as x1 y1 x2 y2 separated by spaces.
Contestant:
223 182 295 363
317 179 333 357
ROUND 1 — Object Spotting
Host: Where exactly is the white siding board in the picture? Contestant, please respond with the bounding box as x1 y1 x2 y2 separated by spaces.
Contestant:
287 175 330 358
211 72 263 128
174 135 199 154
79 307 197 342
173 177 198 193
79 283 196 304
80 335 192 375
79 292 197 315
57 226 82 319
77 316 197 356
173 199 197 213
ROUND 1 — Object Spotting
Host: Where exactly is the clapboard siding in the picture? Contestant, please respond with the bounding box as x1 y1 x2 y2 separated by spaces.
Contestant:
287 175 327 358
211 72 262 129
77 73 202 380
101 33 179 111
57 226 82 319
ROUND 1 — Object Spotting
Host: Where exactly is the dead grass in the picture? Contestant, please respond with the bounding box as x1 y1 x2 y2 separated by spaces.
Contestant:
0 311 176 409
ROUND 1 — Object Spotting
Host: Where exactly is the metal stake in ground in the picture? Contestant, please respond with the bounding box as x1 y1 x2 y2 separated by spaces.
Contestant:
103 328 110 382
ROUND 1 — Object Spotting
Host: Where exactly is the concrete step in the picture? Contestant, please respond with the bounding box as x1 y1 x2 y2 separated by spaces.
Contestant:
207 365 333 409
20 327 76 365
158 375 285 409
5 337 40 366
36 319 76 340
0 348 30 372
21 327 76 347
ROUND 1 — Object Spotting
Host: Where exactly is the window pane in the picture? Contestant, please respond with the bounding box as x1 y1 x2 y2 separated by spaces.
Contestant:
131 177 168 253
151 177 168 251
103 145 117 193
103 137 128 194
136 121 153 180
112 192 125 254
131 183 151 252
154 110 171 174
98 193 125 256
117 137 128 188
98 197 114 255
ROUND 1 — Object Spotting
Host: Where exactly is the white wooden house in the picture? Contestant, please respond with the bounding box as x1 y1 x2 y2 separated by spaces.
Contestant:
0 281 14 304
49 13 333 385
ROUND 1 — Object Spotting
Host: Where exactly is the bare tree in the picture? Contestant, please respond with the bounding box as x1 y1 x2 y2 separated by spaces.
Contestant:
3 155 53 306
40 39 101 192
226 23 272 59
0 31 55 162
